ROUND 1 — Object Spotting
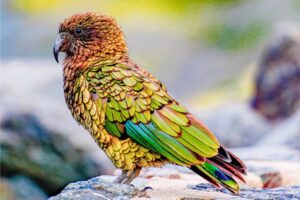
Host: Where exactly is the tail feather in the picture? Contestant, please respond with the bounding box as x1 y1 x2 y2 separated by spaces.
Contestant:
206 158 246 183
191 146 246 194
215 146 247 175
207 146 247 183
191 163 240 194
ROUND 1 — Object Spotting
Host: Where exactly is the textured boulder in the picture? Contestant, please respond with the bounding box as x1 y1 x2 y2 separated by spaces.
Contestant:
49 174 300 200
0 113 106 196
49 161 300 200
48 176 147 200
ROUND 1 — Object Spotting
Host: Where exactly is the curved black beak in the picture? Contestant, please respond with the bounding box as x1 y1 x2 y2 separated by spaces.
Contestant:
53 34 62 63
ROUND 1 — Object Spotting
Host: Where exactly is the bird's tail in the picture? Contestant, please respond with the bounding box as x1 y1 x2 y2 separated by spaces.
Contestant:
191 146 247 194
191 162 240 194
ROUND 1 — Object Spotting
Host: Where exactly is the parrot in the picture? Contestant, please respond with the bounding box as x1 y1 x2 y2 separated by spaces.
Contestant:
53 12 246 194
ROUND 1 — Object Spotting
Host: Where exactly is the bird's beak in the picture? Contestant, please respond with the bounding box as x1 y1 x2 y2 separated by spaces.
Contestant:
53 34 63 63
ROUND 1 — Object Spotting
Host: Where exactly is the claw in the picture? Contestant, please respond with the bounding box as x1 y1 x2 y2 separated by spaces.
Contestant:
141 186 153 192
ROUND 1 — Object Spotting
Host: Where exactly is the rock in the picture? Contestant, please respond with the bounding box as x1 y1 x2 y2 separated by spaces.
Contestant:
250 167 282 188
245 160 300 187
245 165 282 188
0 176 47 200
0 113 106 196
251 23 300 121
200 102 300 148
49 174 233 200
49 164 300 200
257 110 300 148
0 178 17 200
233 145 300 161
201 102 271 147
48 177 146 200
189 183 300 200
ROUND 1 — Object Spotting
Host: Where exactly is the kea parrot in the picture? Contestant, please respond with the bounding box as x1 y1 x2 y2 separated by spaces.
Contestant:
53 12 246 194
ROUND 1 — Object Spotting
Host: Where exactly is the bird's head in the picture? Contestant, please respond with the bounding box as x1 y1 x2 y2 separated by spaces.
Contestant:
53 12 127 63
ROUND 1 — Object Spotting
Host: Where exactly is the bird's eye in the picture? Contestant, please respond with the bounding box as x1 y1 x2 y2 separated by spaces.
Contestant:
75 27 83 35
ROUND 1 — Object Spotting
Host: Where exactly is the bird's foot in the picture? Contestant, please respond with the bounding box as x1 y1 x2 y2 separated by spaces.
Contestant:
92 177 148 198
132 186 153 198
113 167 142 184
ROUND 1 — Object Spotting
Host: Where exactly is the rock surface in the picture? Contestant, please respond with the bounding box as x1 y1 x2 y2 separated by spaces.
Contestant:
49 161 300 200
189 184 300 200
0 113 106 196
49 176 146 200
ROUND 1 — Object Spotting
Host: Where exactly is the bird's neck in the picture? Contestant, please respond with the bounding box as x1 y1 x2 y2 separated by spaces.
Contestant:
62 53 131 102
63 52 128 79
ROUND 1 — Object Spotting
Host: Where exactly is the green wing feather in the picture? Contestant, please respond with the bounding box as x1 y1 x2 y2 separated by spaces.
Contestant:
85 63 220 165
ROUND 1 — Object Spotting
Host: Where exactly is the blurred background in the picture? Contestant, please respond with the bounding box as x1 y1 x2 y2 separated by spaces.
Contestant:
1 0 299 199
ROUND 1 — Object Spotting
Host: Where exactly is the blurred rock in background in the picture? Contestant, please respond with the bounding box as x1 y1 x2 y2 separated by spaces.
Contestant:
0 113 107 198
251 22 300 121
196 23 300 148
202 102 271 147
201 102 300 148
0 176 47 200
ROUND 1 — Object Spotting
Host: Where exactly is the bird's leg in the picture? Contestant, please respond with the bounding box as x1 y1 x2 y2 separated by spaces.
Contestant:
121 167 142 184
113 170 129 183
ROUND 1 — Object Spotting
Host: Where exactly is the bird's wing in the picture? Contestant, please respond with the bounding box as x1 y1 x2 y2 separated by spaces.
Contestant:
85 63 220 166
